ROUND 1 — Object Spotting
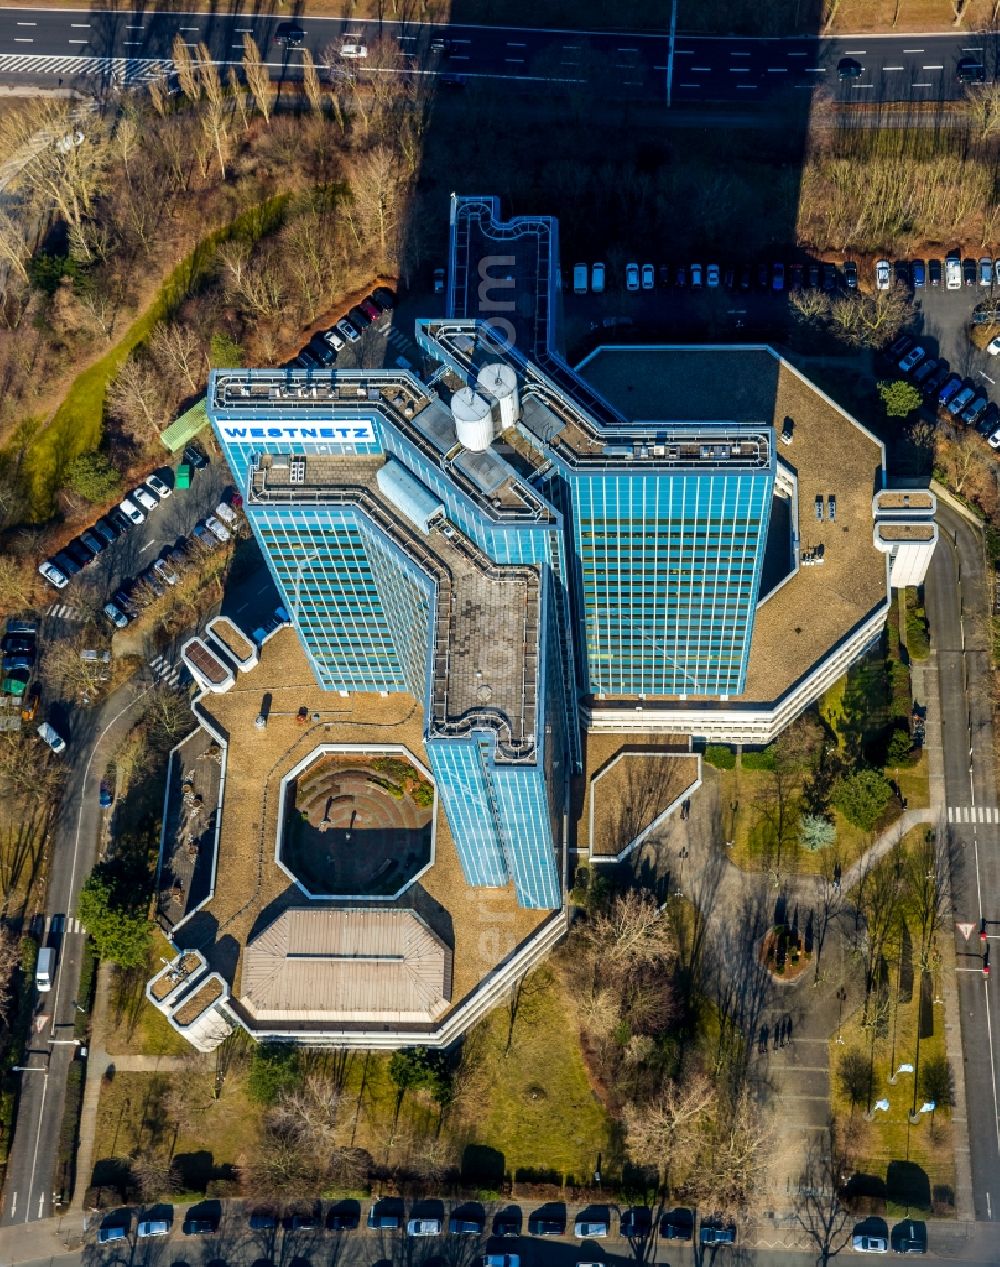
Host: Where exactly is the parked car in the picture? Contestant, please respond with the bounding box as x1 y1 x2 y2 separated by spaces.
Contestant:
53 550 80 579
925 364 952 398
183 442 209 470
372 286 395 311
707 263 721 288
306 335 335 366
928 257 942 286
204 515 231 543
323 326 345 351
641 263 654 290
112 588 139 617
772 261 785 291
963 395 989 426
360 297 382 322
137 1219 170 1238
133 486 159 513
945 254 963 289
97 1219 129 1244
407 1217 441 1236
891 1219 927 1254
433 267 446 294
248 1209 277 1229
37 721 66 754
700 1222 736 1246
91 518 119 548
675 264 687 287
898 346 925 373
660 1210 694 1240
911 259 925 288
339 34 368 58
367 1202 401 1230
807 261 820 288
625 262 640 291
888 333 913 357
912 358 938 385
964 257 978 285
838 57 863 79
102 602 128 630
98 780 113 808
493 1208 521 1237
948 385 977 416
450 1214 485 1234
980 256 995 286
690 262 703 288
335 318 361 344
38 561 69 590
620 1207 652 1238
938 374 964 406
183 1214 219 1234
214 501 238 527
591 262 605 293
529 1212 566 1236
80 530 105 556
843 260 858 289
296 346 321 369
853 1233 889 1253
895 259 910 288
140 567 165 599
119 496 144 525
190 524 219 552
574 1218 609 1238
988 334 1000 356
65 538 94 568
146 473 172 499
957 56 985 83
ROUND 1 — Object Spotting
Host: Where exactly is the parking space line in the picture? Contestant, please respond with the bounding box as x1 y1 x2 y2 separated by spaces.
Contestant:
922 64 944 70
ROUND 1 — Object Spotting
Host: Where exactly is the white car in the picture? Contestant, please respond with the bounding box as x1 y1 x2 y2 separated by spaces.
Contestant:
335 317 361 344
145 474 172 499
706 263 721 288
323 327 345 351
214 501 238 526
38 560 69 590
875 259 891 291
407 1218 441 1236
340 34 368 58
945 255 962 290
204 515 231 543
153 559 179 587
102 601 128 629
119 497 144 525
37 721 66 754
133 486 158 513
852 1234 888 1254
987 334 1000 356
641 263 654 290
625 262 639 291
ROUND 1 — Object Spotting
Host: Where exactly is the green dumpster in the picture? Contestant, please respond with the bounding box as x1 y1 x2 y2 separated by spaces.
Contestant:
176 463 192 490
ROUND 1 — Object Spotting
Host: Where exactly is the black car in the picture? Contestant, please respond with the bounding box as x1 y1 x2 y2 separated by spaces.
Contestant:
528 1212 566 1236
838 57 863 79
757 262 770 290
888 333 913 357
895 259 911 288
661 1209 694 1240
620 1207 652 1238
183 1215 219 1235
183 442 209 470
843 260 858 290
53 550 81 578
297 346 321 369
493 1208 521 1237
288 1211 317 1230
892 1219 927 1254
957 56 985 83
928 257 942 286
307 335 336 366
724 265 736 288
109 507 135 534
371 286 396 311
275 21 305 46
964 257 978 285
807 261 820 289
738 265 751 290
112 588 139 617
91 518 118 547
249 1208 277 1230
449 1215 485 1234
327 1206 360 1231
822 262 837 291
367 1201 402 1230
65 538 95 567
348 305 373 329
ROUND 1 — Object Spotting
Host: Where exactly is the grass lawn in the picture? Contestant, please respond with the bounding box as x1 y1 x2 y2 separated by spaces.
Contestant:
329 965 609 1187
830 829 955 1216
91 1067 259 1195
714 765 872 877
104 931 191 1059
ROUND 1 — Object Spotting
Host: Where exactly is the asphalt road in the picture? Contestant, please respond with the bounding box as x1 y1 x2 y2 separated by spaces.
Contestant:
0 8 995 103
0 676 156 1229
923 499 1000 1223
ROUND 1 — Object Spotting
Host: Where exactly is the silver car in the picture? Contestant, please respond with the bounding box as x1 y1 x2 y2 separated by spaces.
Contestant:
119 496 144 525
852 1234 888 1254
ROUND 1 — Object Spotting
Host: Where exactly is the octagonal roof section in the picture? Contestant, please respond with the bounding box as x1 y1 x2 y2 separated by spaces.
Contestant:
241 907 453 1024
277 745 436 900
574 344 889 709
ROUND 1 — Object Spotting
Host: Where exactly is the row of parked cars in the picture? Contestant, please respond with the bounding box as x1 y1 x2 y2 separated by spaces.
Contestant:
876 254 1000 292
574 258 858 295
285 286 395 370
37 444 209 594
887 332 1000 441
102 495 241 631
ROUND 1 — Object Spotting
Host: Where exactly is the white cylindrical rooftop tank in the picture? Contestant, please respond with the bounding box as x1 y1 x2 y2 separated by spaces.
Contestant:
477 362 520 432
452 387 494 452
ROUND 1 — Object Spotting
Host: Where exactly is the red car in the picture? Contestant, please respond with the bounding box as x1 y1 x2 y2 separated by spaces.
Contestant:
360 298 381 322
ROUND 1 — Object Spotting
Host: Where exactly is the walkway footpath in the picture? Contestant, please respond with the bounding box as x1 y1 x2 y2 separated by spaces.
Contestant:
70 963 190 1215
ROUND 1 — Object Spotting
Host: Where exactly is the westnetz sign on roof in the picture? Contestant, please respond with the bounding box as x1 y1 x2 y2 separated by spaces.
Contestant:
218 422 377 444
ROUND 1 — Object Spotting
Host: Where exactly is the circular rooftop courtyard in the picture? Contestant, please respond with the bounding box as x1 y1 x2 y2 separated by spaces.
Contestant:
279 749 434 898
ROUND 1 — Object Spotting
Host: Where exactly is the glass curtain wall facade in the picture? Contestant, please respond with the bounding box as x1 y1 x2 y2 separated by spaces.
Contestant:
559 467 773 698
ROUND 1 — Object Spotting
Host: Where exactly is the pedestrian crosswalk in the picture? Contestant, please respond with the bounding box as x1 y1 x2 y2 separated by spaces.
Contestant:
149 653 184 687
46 603 83 622
948 805 1000 823
47 915 86 936
0 52 173 84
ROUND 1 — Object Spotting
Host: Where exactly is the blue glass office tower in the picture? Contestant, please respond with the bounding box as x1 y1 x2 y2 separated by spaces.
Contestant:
209 318 774 911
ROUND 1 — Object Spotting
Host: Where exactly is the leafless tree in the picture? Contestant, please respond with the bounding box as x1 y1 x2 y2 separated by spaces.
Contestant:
623 1072 716 1188
686 1085 773 1223
584 889 676 975
0 553 32 611
830 288 914 348
228 68 249 132
42 634 112 703
966 81 1000 138
0 926 20 1025
172 36 199 102
130 1150 179 1201
856 847 903 1019
793 1123 854 1265
302 48 324 115
242 35 272 126
906 828 947 972
196 44 230 180
106 355 166 442
149 322 205 394
0 212 30 285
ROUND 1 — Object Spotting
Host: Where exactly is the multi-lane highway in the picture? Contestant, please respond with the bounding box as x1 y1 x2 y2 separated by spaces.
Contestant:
0 7 994 102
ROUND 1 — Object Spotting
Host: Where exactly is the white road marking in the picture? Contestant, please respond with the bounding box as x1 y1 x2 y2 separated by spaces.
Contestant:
14 39 34 44
767 67 788 72
883 66 904 71
16 21 37 25
138 540 156 556
10 1192 15 1216
691 65 711 71
963 47 984 53
787 51 808 57
617 47 638 53
123 41 142 46
922 64 944 70
852 83 874 88
125 23 144 28
805 67 826 73
70 23 91 28
736 83 757 89
68 40 88 45
37 1194 44 1219
506 41 526 46
236 28 254 33
903 48 924 53
729 67 750 73
912 82 933 87
678 82 700 88
844 48 867 53
730 50 750 57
